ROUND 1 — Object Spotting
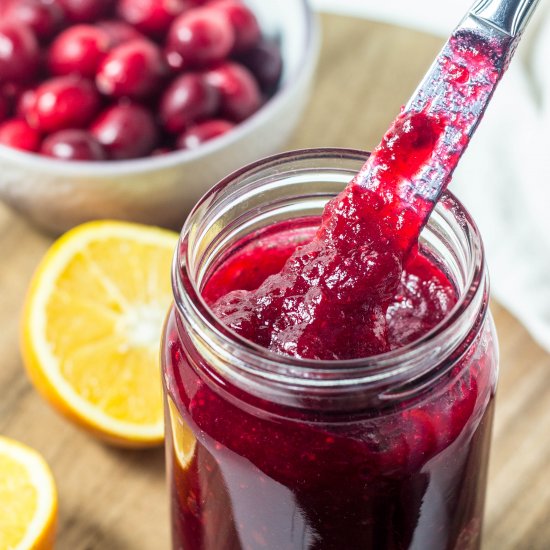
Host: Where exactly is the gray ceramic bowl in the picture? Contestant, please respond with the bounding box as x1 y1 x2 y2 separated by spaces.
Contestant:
0 0 320 234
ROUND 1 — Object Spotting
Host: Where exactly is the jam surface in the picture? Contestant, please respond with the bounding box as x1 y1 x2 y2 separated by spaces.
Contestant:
204 221 457 355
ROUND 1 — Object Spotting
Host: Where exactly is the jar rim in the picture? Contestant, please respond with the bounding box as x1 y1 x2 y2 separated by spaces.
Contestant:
173 147 488 391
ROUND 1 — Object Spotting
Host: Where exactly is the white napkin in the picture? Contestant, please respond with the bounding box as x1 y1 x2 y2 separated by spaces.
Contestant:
312 0 550 352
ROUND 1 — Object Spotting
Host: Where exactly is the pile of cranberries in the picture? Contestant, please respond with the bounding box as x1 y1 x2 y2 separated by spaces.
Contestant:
0 0 283 161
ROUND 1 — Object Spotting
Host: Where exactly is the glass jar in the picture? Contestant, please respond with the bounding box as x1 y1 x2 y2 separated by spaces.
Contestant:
162 149 499 550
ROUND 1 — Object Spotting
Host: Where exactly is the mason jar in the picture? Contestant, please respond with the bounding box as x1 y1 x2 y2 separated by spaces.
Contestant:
162 148 499 550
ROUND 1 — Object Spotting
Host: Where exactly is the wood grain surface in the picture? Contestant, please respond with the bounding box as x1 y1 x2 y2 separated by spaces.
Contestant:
1 13 548 550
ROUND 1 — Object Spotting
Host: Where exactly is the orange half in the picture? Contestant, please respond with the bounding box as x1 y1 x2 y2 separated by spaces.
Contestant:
21 221 178 447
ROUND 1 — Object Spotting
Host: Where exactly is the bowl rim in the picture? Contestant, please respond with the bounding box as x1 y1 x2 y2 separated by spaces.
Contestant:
0 0 320 177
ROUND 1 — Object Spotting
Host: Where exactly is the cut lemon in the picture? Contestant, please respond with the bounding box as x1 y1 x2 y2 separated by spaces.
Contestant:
21 221 179 447
0 436 57 550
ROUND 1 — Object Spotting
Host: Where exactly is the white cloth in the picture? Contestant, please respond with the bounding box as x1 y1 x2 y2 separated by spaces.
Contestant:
311 0 550 352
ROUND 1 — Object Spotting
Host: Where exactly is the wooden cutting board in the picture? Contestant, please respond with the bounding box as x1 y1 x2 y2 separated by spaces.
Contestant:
1 13 548 550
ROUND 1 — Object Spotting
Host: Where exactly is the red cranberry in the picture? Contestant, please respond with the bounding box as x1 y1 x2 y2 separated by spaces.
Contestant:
57 0 112 23
48 25 111 78
203 61 261 122
27 76 100 132
209 0 260 52
90 104 158 159
96 20 145 47
96 39 167 100
176 118 234 149
117 0 192 37
236 38 283 95
16 88 37 119
41 129 106 160
0 23 40 84
0 119 41 152
166 7 235 69
159 73 219 134
4 0 64 41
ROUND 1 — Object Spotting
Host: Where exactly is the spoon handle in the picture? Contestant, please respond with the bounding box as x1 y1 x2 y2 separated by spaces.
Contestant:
470 0 540 37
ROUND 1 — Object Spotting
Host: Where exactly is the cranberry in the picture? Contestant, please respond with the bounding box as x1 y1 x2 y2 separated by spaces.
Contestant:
16 88 37 119
166 7 235 69
48 25 111 78
57 0 112 23
90 103 158 159
96 20 145 47
96 39 167 100
0 23 40 84
236 38 283 95
4 0 64 42
159 73 219 134
176 118 234 149
27 76 100 132
117 0 192 37
203 61 261 122
209 0 260 52
41 129 106 160
0 119 41 152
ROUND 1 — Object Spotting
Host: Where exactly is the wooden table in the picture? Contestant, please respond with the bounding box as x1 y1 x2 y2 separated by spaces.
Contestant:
1 13 549 550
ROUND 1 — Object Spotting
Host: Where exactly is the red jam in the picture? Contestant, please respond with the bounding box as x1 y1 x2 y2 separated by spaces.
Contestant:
207 218 455 359
164 217 496 548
